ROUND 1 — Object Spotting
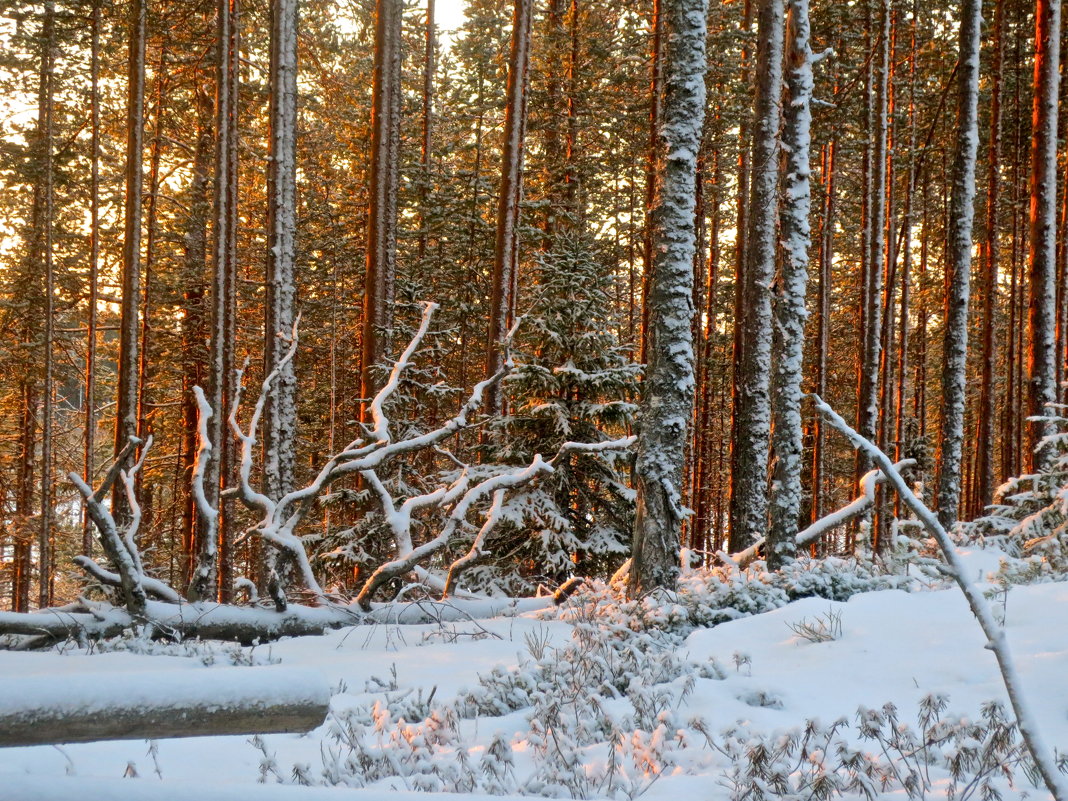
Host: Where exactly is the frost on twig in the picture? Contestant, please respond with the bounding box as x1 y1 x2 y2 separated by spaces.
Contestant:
811 392 1068 801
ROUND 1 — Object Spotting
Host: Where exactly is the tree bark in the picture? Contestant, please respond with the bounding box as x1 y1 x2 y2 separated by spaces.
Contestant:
935 0 982 530
484 0 533 416
728 0 784 553
264 0 300 506
362 0 403 412
83 0 101 563
628 0 708 596
114 0 147 521
1027 0 1062 471
768 0 813 568
974 0 1004 513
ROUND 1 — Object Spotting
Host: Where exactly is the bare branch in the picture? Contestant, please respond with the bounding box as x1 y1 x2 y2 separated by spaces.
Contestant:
811 393 1068 801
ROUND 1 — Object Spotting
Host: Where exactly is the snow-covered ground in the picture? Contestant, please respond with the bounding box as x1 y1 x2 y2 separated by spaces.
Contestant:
0 550 1065 800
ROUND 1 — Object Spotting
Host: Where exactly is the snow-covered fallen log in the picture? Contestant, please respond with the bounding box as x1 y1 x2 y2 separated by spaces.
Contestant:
0 666 329 746
0 596 556 644
0 775 531 801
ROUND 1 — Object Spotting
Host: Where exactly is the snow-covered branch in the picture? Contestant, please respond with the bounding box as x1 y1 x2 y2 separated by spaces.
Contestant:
69 437 151 618
811 393 1068 801
732 458 916 568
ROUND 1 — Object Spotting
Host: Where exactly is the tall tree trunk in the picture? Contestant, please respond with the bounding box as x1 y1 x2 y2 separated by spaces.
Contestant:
935 0 982 530
811 137 835 530
768 0 813 568
36 0 56 608
83 0 101 562
362 0 403 412
728 0 753 547
190 0 239 602
114 0 147 520
728 0 785 553
264 0 299 505
639 0 663 366
628 0 708 596
180 85 212 588
974 0 1004 513
484 0 533 415
417 0 435 264
857 0 890 500
1027 0 1062 471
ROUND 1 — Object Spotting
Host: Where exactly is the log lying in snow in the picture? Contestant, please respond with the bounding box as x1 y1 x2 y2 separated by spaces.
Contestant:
0 666 330 747
0 596 556 645
0 774 534 801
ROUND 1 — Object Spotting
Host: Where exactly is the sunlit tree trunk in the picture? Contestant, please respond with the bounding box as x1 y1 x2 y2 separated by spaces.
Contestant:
485 0 533 415
264 0 299 507
1027 0 1062 471
974 0 1004 513
114 0 147 522
362 0 403 411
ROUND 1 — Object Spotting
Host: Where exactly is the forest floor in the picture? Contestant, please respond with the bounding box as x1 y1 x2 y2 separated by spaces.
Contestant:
0 546 1064 800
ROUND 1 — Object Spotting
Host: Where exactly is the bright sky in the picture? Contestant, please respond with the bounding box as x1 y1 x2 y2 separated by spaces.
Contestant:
435 0 468 33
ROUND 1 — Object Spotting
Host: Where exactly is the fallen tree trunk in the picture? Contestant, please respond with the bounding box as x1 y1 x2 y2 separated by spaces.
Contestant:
0 596 555 645
0 666 329 746
0 775 534 801
731 458 916 568
811 393 1068 801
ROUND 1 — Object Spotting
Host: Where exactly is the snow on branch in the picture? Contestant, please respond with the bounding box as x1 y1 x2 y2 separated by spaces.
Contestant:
731 457 915 568
810 393 1068 801
69 436 153 618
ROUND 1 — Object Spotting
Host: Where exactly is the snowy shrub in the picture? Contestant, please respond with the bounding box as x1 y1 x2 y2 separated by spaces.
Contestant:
549 555 932 639
710 695 1039 801
969 415 1068 587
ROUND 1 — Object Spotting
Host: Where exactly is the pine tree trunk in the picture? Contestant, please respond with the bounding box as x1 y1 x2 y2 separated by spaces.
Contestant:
639 0 663 367
728 0 784 553
975 0 1004 512
417 0 435 264
36 0 57 608
811 137 836 530
935 0 981 531
180 79 213 588
362 0 403 411
114 0 147 520
628 0 708 596
190 0 239 602
857 0 889 502
728 0 753 548
83 0 101 562
1027 0 1062 471
768 0 813 568
485 0 533 415
264 0 300 505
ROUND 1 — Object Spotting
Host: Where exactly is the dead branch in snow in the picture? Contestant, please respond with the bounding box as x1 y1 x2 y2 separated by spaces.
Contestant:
812 393 1068 801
